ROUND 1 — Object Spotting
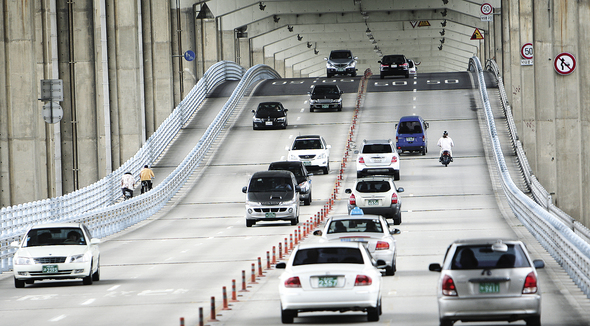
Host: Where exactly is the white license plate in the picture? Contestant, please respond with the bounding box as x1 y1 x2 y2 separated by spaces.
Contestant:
368 199 379 206
318 276 338 287
265 121 273 126
406 137 415 141
42 265 59 274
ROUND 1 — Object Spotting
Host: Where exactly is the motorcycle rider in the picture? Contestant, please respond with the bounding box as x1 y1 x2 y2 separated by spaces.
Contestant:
437 131 454 162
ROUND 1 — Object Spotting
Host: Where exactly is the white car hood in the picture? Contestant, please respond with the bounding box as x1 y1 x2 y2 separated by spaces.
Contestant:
17 245 88 258
289 149 328 156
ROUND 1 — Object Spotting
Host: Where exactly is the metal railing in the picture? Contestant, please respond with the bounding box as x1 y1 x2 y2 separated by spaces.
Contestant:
0 62 281 273
471 56 590 298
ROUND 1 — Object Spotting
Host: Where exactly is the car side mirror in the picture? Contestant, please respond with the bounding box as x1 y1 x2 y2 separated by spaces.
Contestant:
394 123 398 128
345 189 352 194
354 56 358 60
295 185 301 192
10 241 20 248
533 259 545 269
251 110 255 113
323 57 327 61
313 230 322 236
397 187 404 193
91 238 101 245
429 263 442 272
378 60 382 63
242 186 248 193
425 122 429 129
284 109 288 112
390 228 401 235
326 145 331 149
276 262 287 269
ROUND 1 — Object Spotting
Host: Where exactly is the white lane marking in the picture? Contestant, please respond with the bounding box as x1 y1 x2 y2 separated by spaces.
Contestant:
280 156 285 160
18 294 57 301
81 299 95 305
50 315 67 322
107 285 121 291
297 117 301 121
413 97 416 100
181 250 188 253
138 289 175 296
300 108 305 112
413 89 417 93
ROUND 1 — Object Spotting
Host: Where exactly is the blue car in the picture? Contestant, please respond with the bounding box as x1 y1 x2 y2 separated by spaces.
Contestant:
395 116 429 155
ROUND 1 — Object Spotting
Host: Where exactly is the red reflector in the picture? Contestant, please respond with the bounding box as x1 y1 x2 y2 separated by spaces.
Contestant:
285 276 301 288
359 157 365 164
442 275 457 296
349 194 356 205
355 275 372 286
391 156 397 163
375 241 389 250
391 193 398 204
522 272 538 294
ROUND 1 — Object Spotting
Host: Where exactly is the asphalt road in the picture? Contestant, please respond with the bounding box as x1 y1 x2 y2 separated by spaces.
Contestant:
0 73 589 326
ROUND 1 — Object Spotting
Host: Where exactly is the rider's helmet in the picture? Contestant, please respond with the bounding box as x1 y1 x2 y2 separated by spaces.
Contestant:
443 131 448 137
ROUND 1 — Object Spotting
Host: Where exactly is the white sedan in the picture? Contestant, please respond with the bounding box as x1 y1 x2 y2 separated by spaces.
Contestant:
276 242 384 323
313 211 400 275
11 222 101 288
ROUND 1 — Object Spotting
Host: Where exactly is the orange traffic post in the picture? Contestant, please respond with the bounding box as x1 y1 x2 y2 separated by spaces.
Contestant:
258 257 264 277
272 246 277 264
231 279 239 302
250 263 258 284
278 242 283 259
210 296 219 322
180 317 185 326
222 286 231 310
240 270 249 292
199 307 204 326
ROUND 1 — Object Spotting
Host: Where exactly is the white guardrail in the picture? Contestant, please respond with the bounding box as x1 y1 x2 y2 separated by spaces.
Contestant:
469 56 590 298
0 61 281 274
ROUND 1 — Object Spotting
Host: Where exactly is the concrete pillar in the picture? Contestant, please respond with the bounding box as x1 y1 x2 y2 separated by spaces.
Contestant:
519 0 537 176
579 1 590 226
195 4 218 79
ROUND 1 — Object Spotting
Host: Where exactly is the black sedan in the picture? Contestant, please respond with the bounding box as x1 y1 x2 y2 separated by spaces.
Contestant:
252 102 288 130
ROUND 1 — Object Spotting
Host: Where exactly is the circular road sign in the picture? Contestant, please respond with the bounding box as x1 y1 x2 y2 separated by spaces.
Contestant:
521 43 534 59
184 50 196 62
481 3 493 15
42 102 63 124
554 52 576 75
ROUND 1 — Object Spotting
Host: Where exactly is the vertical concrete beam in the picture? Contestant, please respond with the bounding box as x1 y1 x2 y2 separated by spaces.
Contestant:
579 1 590 225
194 4 218 79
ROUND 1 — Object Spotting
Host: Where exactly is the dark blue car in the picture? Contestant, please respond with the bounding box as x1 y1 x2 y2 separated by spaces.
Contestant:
395 116 429 155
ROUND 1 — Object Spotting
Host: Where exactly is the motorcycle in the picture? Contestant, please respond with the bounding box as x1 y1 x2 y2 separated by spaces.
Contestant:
440 150 452 167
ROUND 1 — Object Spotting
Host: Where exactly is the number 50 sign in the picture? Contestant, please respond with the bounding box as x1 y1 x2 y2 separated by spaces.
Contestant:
520 43 534 66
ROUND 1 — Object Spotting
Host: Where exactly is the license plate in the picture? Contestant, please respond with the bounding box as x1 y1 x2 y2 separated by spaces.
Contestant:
406 137 415 141
340 238 367 242
337 68 344 72
265 121 273 126
318 276 338 287
479 282 500 293
368 199 379 206
392 64 398 68
302 161 311 166
322 104 329 108
42 265 58 274
265 212 276 218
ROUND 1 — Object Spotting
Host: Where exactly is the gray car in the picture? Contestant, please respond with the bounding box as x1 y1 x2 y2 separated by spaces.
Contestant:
345 177 404 225
325 50 358 77
268 161 312 205
429 239 545 326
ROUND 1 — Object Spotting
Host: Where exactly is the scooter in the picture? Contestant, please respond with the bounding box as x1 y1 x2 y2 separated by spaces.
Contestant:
440 150 452 167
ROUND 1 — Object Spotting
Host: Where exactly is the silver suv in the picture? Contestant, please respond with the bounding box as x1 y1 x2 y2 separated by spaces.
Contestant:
356 139 400 180
325 50 358 77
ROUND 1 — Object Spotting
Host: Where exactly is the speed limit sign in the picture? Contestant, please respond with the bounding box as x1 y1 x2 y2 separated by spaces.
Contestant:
521 43 533 59
481 3 493 15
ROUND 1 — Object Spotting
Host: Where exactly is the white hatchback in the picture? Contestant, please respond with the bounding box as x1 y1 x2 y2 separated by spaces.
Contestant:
11 222 101 288
287 135 331 174
356 139 400 180
276 242 384 323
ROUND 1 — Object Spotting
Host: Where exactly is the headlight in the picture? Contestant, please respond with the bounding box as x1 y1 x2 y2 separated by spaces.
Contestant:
326 62 335 68
316 153 326 159
299 182 309 192
281 197 297 206
14 256 34 265
253 118 262 122
246 200 261 207
277 117 286 121
69 252 91 263
346 61 356 69
288 154 300 161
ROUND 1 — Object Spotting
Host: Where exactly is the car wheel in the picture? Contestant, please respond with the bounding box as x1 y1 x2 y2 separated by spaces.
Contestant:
393 170 400 181
367 306 380 322
351 72 357 77
246 220 255 227
405 73 410 78
439 318 454 326
394 212 402 225
310 107 314 112
92 262 100 281
525 316 541 326
337 105 342 112
380 74 384 79
14 278 25 288
303 193 311 206
327 73 333 78
281 308 296 324
253 124 258 130
357 172 363 178
422 148 426 155
385 265 395 276
83 267 94 285
290 217 298 226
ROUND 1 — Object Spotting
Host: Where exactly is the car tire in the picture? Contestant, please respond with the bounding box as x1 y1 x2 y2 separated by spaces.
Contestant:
357 172 363 178
14 278 25 288
281 308 296 324
83 267 94 285
351 72 357 77
405 73 410 78
310 107 314 112
290 217 298 226
253 124 258 130
303 192 311 206
367 306 380 322
380 74 384 79
92 262 100 281
385 265 395 276
323 162 330 175
394 212 402 225
525 316 541 326
25 280 35 284
393 170 400 180
337 105 342 112
327 73 333 78
439 318 454 326
246 220 255 227
422 148 426 155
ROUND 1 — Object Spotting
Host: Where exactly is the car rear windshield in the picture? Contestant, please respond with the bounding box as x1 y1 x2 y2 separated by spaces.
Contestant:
249 177 293 192
269 165 305 183
451 245 530 270
292 139 323 150
255 103 285 118
398 121 423 134
356 181 391 193
327 219 383 234
362 144 392 153
293 247 364 265
382 56 406 64
25 228 86 247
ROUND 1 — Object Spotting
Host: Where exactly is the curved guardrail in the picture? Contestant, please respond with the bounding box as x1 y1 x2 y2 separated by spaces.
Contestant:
0 62 281 273
471 56 590 298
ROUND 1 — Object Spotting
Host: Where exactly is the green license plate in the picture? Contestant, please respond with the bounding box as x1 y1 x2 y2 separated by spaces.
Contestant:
42 265 59 274
322 104 329 108
302 161 311 166
265 212 276 218
318 276 338 287
406 137 415 141
368 199 379 206
479 282 500 293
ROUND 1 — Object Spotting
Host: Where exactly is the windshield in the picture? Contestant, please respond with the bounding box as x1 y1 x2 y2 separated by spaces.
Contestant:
292 139 323 150
313 86 340 95
327 219 383 234
248 176 293 192
25 228 86 246
255 103 285 118
398 121 423 134
329 51 352 60
293 247 364 265
362 144 392 153
270 165 305 183
451 244 530 270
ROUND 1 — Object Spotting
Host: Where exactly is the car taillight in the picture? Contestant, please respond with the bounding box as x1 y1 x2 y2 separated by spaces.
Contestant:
375 241 389 250
380 64 387 68
522 272 538 294
422 135 425 142
442 275 457 296
285 276 301 288
355 275 372 286
349 194 356 205
391 193 398 204
396 136 399 142
391 156 397 163
358 157 365 164
402 63 408 68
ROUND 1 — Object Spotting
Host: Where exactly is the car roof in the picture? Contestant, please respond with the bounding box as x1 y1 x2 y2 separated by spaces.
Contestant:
251 170 295 178
383 54 406 58
356 176 393 182
451 238 522 246
313 84 339 88
330 50 352 54
295 135 321 140
30 222 83 229
362 139 392 144
258 101 282 105
329 214 383 222
269 161 304 168
296 241 361 250
399 115 423 122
